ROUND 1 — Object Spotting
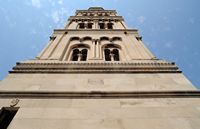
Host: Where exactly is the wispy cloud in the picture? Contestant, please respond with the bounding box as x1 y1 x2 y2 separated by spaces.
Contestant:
137 16 146 24
51 8 69 26
58 0 63 5
31 0 41 8
51 11 59 23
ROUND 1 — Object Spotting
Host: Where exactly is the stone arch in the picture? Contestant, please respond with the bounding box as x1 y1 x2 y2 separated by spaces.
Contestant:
102 44 121 61
107 22 114 29
82 36 92 41
71 43 90 49
63 35 91 61
70 37 80 42
78 22 85 29
102 43 122 49
69 43 90 61
111 37 122 42
100 36 110 41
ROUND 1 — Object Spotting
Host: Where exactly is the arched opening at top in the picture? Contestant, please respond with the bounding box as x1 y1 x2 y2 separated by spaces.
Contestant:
104 49 111 61
71 49 79 61
88 23 93 29
70 37 80 42
100 36 110 41
112 49 120 61
79 23 85 29
99 23 105 29
70 44 89 61
107 23 113 29
80 49 88 61
82 36 92 41
103 44 121 61
112 37 122 42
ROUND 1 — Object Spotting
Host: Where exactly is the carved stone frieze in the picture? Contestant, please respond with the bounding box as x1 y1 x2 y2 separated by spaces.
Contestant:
9 60 181 73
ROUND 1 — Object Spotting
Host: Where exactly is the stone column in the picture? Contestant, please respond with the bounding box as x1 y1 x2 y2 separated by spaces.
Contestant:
94 20 98 29
77 53 82 61
84 21 88 29
96 40 100 58
104 21 108 29
110 53 114 61
92 39 96 58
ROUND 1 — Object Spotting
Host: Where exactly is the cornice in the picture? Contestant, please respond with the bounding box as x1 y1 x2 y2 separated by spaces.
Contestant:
9 60 181 74
76 10 117 14
68 16 124 21
53 29 139 34
0 91 199 99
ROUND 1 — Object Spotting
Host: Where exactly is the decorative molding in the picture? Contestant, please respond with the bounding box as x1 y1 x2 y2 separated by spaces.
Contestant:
76 10 117 14
69 16 124 21
0 91 200 99
9 60 181 74
54 29 138 32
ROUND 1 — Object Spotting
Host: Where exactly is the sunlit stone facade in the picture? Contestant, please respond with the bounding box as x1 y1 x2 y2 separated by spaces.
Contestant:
0 7 200 129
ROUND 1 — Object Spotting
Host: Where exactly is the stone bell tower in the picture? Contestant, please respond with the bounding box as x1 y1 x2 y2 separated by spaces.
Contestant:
0 7 200 129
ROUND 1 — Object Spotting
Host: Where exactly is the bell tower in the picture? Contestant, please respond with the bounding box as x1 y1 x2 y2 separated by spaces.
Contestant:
37 7 155 62
0 7 200 129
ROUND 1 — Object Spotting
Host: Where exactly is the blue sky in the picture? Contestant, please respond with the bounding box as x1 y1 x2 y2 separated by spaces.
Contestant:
0 0 200 88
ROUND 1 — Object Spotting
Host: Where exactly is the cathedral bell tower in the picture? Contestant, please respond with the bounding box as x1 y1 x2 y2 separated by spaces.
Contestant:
37 7 155 63
0 7 200 129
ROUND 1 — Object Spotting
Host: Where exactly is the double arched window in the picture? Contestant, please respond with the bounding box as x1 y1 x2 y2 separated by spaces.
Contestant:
78 22 93 29
98 22 113 29
71 45 89 61
104 44 120 61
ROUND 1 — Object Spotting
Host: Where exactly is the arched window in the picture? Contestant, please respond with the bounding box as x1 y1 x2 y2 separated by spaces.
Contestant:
104 49 111 61
87 23 93 29
79 23 85 29
104 44 120 61
71 49 79 61
112 49 119 61
99 23 105 29
80 49 88 61
107 23 113 29
71 45 89 61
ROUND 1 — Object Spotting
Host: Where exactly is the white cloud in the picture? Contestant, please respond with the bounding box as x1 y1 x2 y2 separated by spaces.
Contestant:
51 11 59 23
31 0 41 8
48 0 55 6
58 0 63 5
51 8 69 25
137 16 146 24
